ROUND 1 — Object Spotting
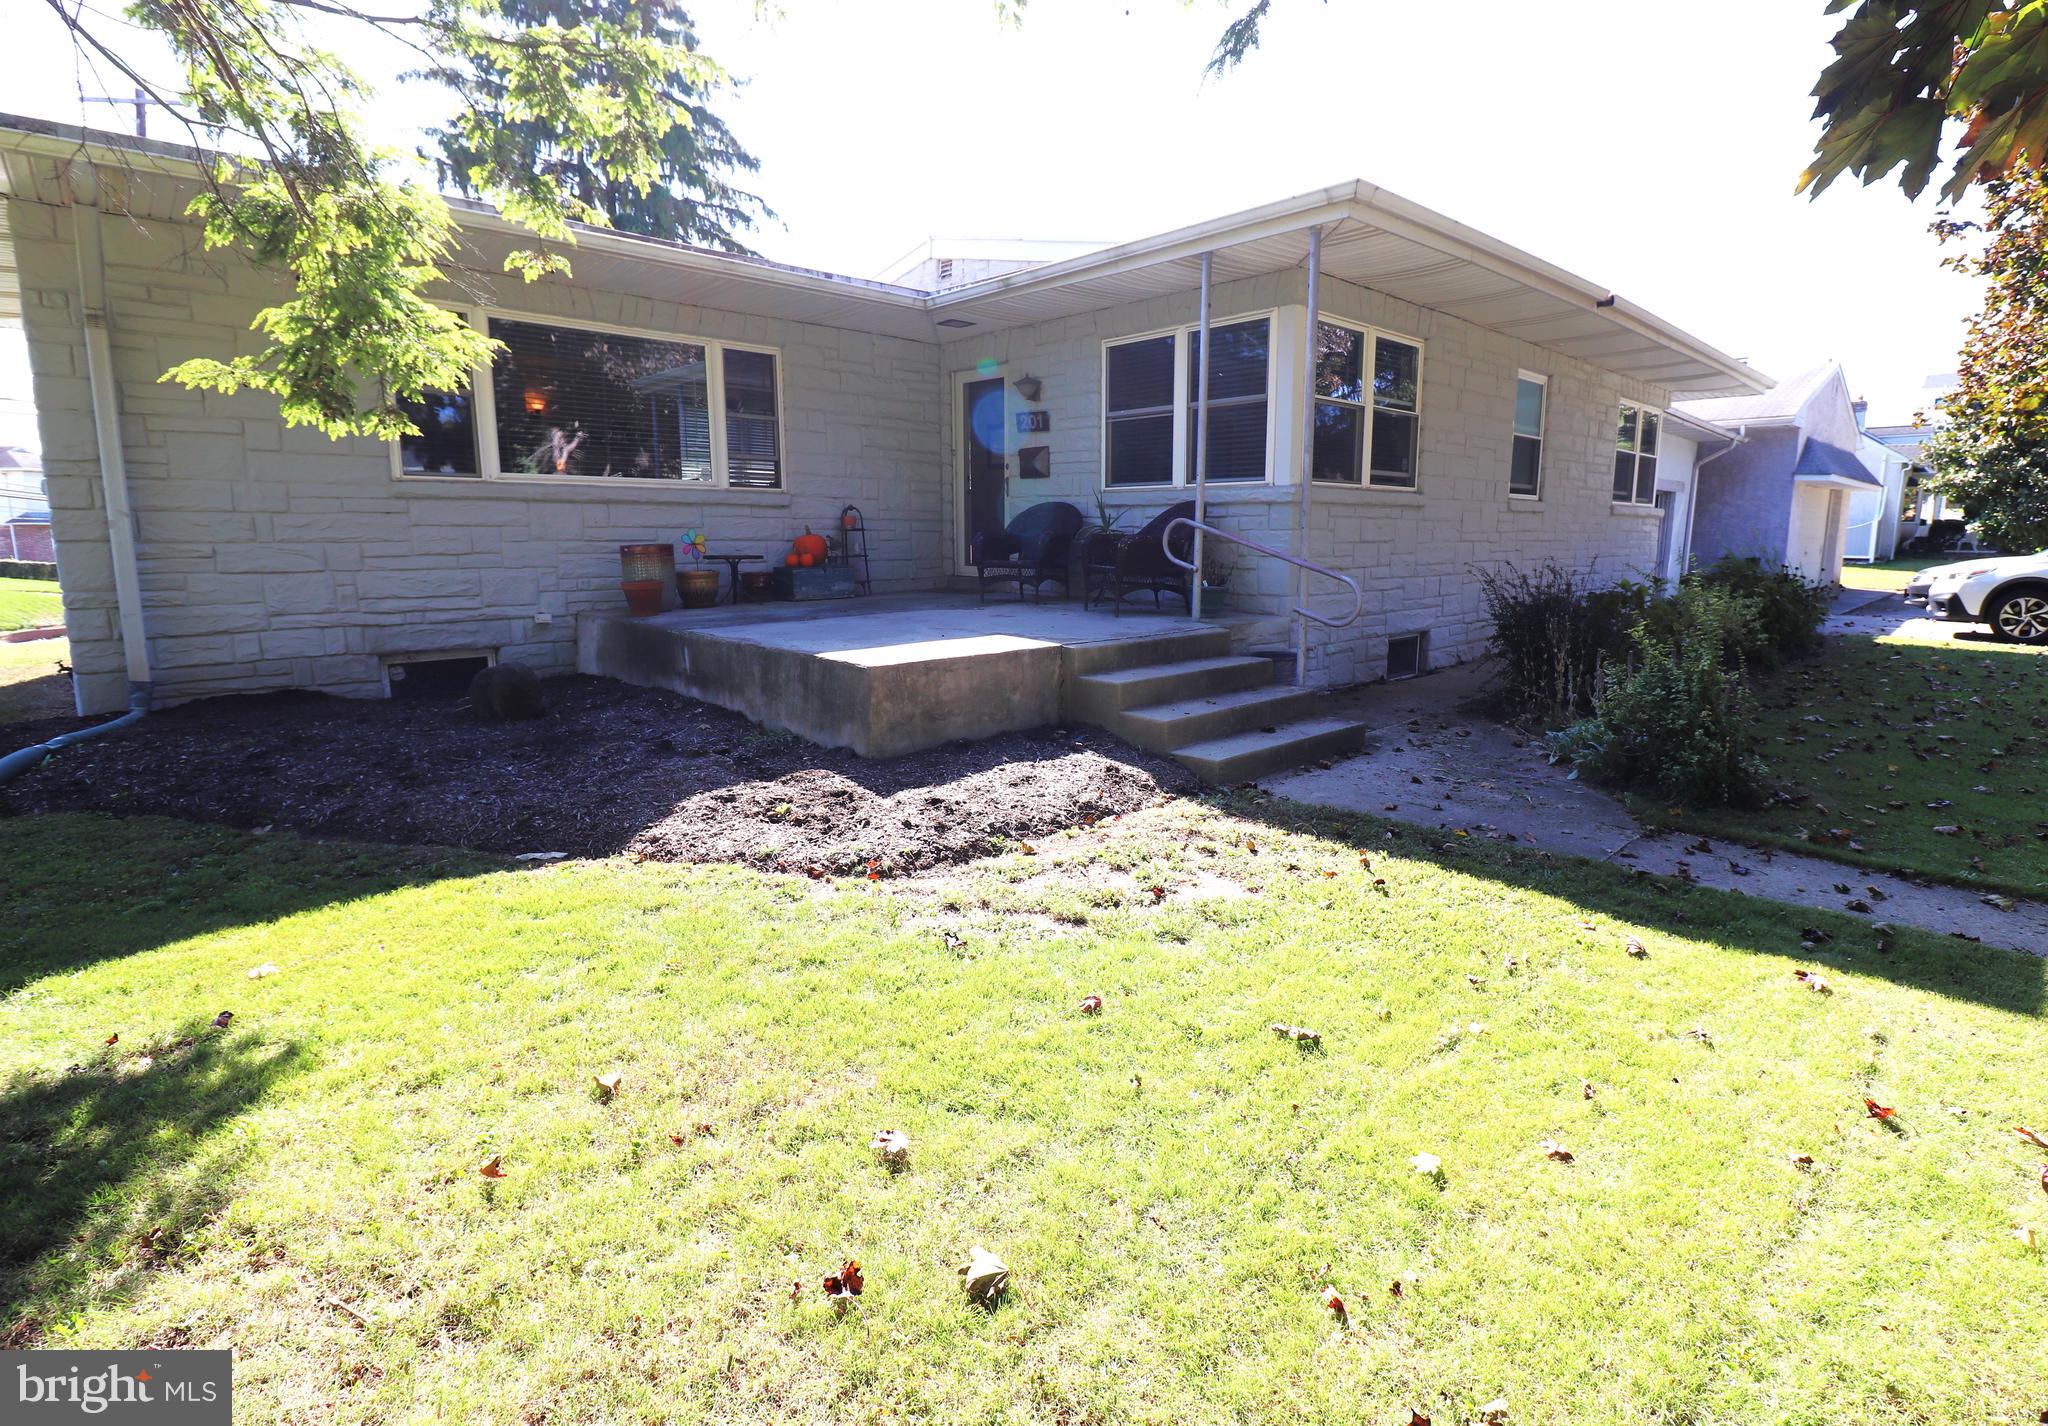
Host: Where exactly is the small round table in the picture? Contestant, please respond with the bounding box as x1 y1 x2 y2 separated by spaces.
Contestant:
705 552 764 604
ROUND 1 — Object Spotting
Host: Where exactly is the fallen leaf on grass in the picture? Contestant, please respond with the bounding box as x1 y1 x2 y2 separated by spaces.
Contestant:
477 1155 507 1179
1147 885 1167 903
211 1011 234 1030
941 930 966 952
787 1278 803 1303
1407 1415 1431 1426
1625 935 1648 959
1539 1139 1574 1163
1793 969 1833 994
1410 1152 1443 1177
246 962 279 980
959 1246 1008 1305
1079 994 1103 1015
1270 1023 1322 1048
2040 1163 2048 1197
104 1033 118 1047
1789 1152 1815 1170
870 1128 909 1167
822 1259 864 1305
2015 1126 2048 1151
1582 1080 1596 1100
1019 843 1037 857
593 1071 623 1097
1864 1098 1897 1121
1686 1026 1714 1046
1477 1400 1510 1425
1319 1284 1347 1325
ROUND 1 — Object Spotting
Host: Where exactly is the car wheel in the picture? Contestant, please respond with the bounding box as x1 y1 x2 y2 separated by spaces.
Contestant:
1989 588 2048 643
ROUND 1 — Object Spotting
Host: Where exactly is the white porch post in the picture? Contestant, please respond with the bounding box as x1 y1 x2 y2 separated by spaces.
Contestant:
1192 251 1212 622
1294 225 1322 687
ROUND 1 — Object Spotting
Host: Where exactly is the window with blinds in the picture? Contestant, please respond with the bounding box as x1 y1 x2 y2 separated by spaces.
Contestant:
1510 373 1546 498
491 318 718 483
1105 333 1177 487
1185 317 1269 483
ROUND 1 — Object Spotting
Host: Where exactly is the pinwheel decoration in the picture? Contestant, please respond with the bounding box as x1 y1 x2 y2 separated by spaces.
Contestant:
678 527 708 562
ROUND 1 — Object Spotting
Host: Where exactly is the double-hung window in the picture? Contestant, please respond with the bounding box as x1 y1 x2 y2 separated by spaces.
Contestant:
1104 333 1179 487
1510 373 1546 498
1312 320 1422 487
394 312 784 489
1613 402 1660 506
1102 314 1273 487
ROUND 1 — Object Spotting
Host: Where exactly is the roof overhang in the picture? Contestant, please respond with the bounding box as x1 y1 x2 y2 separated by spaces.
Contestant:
927 181 1772 399
0 119 1769 396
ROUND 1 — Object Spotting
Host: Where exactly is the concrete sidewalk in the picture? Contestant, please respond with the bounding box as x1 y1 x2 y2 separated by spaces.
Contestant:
1268 660 2048 956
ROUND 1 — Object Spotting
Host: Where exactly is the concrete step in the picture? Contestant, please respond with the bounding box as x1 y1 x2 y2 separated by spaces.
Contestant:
1115 683 1322 754
1171 715 1367 785
1061 626 1232 678
1066 654 1273 722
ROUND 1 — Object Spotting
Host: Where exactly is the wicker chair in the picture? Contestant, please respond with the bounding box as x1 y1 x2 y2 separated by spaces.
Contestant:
971 501 1086 601
1082 501 1199 615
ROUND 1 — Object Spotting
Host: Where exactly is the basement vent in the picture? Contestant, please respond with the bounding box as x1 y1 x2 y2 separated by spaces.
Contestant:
1386 633 1427 682
386 653 491 701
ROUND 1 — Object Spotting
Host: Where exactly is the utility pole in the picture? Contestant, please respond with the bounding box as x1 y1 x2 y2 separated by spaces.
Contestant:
79 87 154 137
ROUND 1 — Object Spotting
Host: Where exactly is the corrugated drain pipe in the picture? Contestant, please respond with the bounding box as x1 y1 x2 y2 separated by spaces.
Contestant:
0 160 154 786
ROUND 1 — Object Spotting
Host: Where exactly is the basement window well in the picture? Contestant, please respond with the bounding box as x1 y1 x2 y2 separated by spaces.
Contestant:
385 654 491 701
1386 633 1427 682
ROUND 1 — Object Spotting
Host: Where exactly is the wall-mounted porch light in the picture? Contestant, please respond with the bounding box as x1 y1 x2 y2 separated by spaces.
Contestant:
1010 374 1043 403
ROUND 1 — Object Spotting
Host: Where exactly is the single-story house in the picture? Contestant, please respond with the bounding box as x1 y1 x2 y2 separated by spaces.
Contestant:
0 113 1770 734
1675 363 1882 586
1848 399 1909 563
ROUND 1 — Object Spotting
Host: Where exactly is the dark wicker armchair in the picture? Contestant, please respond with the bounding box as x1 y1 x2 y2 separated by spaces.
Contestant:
971 501 1086 601
1082 500 1199 615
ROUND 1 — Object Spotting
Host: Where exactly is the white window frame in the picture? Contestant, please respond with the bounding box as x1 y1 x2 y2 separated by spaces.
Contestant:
1099 310 1279 491
1310 315 1426 490
1613 400 1662 508
388 307 789 492
1510 370 1547 500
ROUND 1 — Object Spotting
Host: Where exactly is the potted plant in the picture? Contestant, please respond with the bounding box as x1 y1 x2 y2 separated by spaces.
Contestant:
675 528 720 608
1198 535 1238 611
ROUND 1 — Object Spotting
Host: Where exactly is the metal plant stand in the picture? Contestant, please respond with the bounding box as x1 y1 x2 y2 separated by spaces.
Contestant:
839 505 873 595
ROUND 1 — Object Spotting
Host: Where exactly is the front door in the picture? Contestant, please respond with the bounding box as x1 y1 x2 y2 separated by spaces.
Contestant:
961 377 1007 566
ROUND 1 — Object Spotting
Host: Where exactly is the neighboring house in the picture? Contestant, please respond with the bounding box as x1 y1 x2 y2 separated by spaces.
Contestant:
0 114 1769 718
872 238 1108 293
0 442 49 560
1848 399 1909 563
1674 364 1881 586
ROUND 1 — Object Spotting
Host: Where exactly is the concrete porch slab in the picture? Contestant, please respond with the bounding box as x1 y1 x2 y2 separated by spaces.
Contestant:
575 593 1228 758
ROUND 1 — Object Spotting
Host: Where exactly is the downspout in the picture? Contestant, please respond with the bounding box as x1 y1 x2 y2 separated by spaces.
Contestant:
1293 225 1322 686
1192 251 1211 621
0 161 152 785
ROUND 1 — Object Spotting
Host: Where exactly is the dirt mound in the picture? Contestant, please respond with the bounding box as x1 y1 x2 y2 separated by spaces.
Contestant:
0 675 1194 870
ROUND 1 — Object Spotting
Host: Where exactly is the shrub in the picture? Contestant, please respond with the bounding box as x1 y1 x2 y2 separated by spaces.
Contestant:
1688 555 1829 662
1547 582 1769 808
1476 561 1654 723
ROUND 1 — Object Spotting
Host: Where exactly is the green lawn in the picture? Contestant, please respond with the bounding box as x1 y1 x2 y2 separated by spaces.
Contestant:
3 808 2044 1424
1645 632 2048 900
1839 556 1950 593
0 575 64 632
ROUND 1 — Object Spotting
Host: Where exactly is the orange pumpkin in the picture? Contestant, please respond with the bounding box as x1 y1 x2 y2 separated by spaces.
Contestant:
784 553 801 568
792 527 829 564
799 552 817 568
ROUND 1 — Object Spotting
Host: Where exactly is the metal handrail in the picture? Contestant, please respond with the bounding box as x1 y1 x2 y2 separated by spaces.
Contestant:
1161 517 1362 630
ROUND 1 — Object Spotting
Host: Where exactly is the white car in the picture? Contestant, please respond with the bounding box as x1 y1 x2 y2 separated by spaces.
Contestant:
1904 549 2048 643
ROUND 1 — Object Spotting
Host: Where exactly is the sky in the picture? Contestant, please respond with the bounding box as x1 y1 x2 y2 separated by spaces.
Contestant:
3 0 1983 454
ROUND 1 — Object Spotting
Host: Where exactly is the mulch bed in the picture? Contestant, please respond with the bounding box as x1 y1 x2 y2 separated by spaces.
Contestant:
0 676 1196 873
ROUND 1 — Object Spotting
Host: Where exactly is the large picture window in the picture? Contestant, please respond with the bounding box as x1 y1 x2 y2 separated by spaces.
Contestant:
1312 320 1424 487
1103 315 1274 489
392 312 782 489
1613 402 1660 506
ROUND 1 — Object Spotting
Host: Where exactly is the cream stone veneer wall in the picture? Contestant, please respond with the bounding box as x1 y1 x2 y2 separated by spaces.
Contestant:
938 269 1675 685
14 179 1684 714
10 194 946 715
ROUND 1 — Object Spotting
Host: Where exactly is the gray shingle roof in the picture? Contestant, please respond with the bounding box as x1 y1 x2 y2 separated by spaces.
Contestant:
1792 438 1881 486
1673 363 1840 426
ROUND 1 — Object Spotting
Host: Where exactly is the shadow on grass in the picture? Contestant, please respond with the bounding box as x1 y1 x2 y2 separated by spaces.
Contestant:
0 1026 304 1344
0 812 493 994
1225 793 2046 1019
